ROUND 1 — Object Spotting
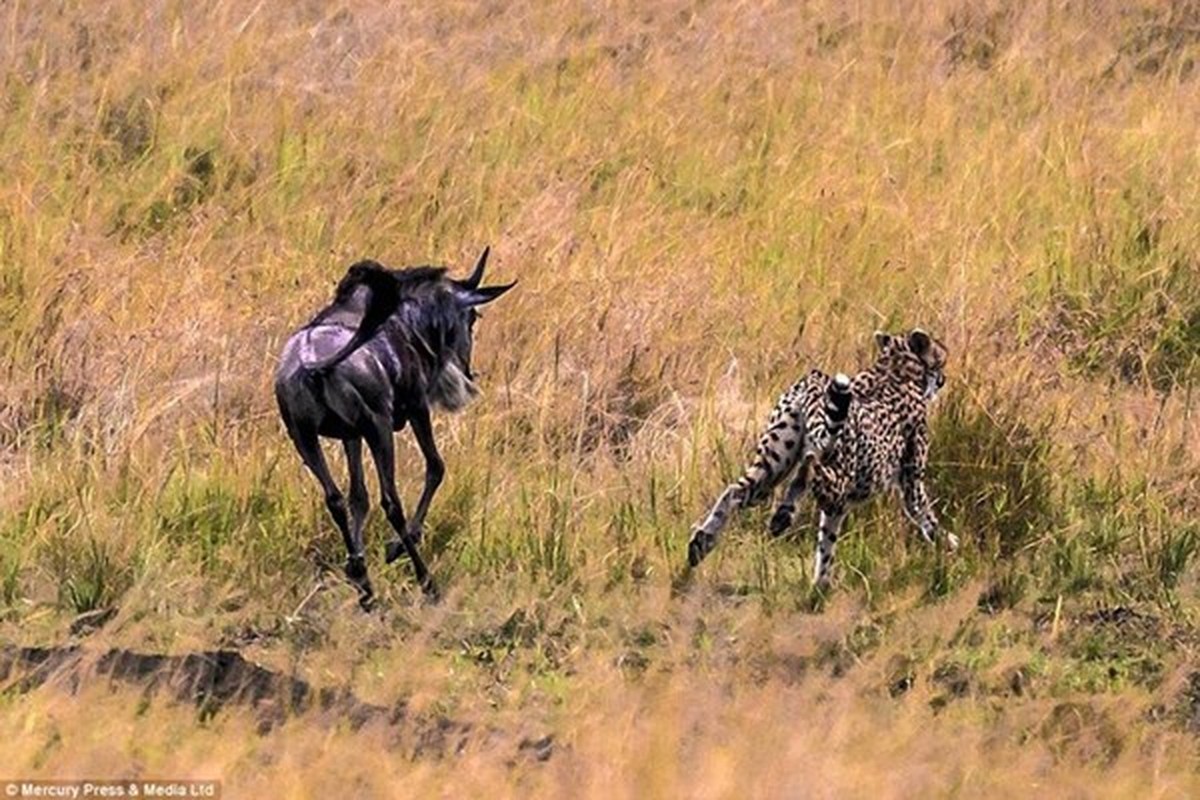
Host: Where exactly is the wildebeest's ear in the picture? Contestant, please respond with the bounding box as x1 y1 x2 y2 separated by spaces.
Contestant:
459 246 490 291
874 330 891 350
907 328 932 356
462 280 517 306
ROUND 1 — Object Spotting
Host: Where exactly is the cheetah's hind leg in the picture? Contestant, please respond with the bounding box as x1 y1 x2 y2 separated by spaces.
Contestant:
768 373 852 538
688 414 807 566
769 459 811 537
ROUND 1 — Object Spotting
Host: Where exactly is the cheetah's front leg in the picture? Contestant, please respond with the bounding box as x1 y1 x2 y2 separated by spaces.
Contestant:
813 507 845 588
899 466 958 551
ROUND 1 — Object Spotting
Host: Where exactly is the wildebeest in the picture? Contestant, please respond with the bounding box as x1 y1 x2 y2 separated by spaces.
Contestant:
275 248 515 607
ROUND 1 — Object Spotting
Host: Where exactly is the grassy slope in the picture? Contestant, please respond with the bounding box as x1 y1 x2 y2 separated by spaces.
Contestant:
1 1 1199 796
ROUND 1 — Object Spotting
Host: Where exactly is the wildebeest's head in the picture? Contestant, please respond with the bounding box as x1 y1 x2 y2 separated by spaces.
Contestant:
445 246 516 380
311 248 515 410
424 247 516 409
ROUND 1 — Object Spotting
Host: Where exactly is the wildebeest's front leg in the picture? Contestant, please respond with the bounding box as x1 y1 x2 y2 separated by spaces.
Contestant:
364 415 437 597
405 406 445 545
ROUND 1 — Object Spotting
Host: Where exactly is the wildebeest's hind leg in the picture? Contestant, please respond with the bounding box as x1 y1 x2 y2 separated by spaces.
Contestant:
342 438 374 605
404 407 445 545
287 426 374 608
363 415 438 598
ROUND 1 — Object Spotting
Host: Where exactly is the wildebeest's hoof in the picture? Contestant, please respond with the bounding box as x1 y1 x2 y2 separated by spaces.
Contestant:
768 507 793 537
357 585 376 612
346 555 368 582
420 577 441 603
385 538 407 564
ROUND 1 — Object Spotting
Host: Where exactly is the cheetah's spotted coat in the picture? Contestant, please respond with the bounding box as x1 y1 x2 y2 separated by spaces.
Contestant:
688 328 957 588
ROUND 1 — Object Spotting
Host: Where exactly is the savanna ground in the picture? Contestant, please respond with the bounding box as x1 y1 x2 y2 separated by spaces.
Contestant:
1 1 1199 796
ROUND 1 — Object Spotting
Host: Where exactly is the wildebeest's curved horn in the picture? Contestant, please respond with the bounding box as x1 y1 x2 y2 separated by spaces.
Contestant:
460 246 489 290
463 279 517 306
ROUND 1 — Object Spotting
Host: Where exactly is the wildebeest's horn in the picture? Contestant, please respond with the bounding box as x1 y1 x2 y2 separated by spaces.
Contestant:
463 279 517 306
461 246 489 290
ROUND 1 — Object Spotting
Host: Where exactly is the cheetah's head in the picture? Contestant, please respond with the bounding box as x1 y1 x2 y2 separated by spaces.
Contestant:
873 328 948 400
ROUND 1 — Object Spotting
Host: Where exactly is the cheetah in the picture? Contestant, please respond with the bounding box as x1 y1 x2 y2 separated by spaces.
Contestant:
687 369 854 567
687 328 957 588
770 328 958 587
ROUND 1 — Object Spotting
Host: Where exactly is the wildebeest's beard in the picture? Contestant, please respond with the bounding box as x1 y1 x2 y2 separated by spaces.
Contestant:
431 358 479 412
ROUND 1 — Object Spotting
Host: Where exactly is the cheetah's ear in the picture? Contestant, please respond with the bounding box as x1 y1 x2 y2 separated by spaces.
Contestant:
874 330 891 351
907 328 932 356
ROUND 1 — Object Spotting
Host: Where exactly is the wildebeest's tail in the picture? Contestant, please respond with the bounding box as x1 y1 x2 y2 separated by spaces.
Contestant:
308 262 405 372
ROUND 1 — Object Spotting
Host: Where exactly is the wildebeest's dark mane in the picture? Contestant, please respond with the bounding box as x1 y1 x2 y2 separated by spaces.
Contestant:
335 261 449 300
308 261 452 332
306 259 467 377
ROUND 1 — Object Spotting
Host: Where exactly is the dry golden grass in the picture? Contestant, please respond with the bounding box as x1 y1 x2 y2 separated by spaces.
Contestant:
2 0 1200 796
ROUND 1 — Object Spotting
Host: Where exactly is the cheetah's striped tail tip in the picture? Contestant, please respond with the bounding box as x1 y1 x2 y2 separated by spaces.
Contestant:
826 373 853 425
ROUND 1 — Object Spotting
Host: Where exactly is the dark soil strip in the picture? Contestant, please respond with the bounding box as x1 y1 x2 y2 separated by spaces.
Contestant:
0 644 553 762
